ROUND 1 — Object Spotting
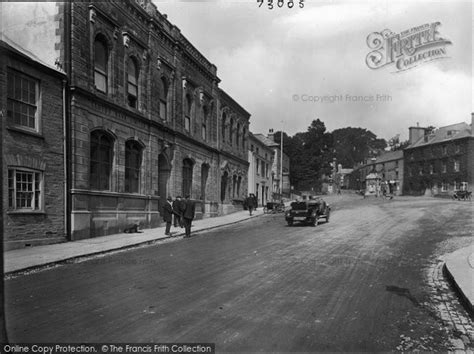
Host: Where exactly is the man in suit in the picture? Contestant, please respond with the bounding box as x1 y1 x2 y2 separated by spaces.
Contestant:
172 196 183 228
182 195 195 238
162 196 174 236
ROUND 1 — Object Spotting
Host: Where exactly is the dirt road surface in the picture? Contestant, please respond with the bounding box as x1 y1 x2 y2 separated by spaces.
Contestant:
5 194 473 352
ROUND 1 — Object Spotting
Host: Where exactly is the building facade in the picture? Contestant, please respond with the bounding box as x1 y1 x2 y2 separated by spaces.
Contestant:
265 130 290 199
1 39 67 249
2 0 251 241
248 133 274 207
403 119 474 196
349 150 404 196
61 0 250 239
217 89 251 214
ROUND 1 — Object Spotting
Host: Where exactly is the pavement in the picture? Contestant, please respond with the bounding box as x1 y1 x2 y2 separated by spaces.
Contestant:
3 207 268 275
3 200 473 319
443 245 474 314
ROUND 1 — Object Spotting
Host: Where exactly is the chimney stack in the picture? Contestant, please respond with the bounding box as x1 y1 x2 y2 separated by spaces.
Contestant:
471 112 474 136
268 128 275 142
409 125 428 145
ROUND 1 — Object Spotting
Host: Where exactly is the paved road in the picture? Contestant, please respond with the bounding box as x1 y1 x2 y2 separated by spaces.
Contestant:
5 195 472 352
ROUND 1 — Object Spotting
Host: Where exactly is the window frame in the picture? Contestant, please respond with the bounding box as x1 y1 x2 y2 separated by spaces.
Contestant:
127 57 139 109
159 77 168 120
222 112 227 143
124 140 143 194
182 159 194 197
229 118 234 146
6 69 40 133
94 36 108 93
441 161 447 173
454 159 460 172
184 94 192 133
8 167 44 212
202 106 209 141
90 130 114 191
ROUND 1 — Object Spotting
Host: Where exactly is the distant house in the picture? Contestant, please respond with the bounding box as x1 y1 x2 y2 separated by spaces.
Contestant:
248 133 274 207
255 130 291 200
335 164 353 190
403 117 474 196
349 150 404 196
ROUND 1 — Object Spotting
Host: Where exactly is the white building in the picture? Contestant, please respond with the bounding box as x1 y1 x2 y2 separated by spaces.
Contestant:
248 133 274 207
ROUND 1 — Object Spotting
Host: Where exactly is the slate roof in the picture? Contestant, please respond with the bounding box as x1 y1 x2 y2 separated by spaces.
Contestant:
1 35 65 76
374 150 403 163
253 133 279 147
407 122 472 149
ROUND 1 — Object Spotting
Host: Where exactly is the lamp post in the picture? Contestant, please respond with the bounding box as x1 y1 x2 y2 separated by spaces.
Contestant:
280 121 284 199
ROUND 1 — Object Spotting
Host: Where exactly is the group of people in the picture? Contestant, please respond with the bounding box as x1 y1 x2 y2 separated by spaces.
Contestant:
162 195 195 238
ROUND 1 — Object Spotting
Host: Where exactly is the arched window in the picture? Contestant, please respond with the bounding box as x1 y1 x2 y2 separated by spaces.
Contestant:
221 171 228 202
125 140 142 193
237 176 242 196
202 106 208 141
242 128 246 150
184 94 192 132
222 112 226 143
90 130 114 190
232 175 237 197
201 164 209 200
159 77 168 120
236 123 241 148
127 57 139 108
182 158 194 197
229 117 234 146
94 36 108 93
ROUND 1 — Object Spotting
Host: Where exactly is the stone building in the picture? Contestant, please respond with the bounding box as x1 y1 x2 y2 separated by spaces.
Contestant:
266 130 290 199
217 89 251 214
248 133 274 207
349 150 404 196
403 118 474 196
61 0 250 239
1 38 67 249
2 0 250 241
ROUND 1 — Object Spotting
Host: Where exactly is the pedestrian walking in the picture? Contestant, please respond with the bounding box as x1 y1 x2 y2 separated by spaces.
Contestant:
162 196 174 236
182 195 195 238
172 196 183 228
245 194 255 216
252 194 258 210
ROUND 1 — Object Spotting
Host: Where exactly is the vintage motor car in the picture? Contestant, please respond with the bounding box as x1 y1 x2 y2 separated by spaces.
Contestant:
285 199 330 226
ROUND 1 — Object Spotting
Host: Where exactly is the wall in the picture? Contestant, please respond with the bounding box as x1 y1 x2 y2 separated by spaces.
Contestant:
1 43 66 249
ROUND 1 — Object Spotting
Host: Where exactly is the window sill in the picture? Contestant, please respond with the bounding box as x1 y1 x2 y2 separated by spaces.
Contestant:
7 210 46 215
7 126 44 139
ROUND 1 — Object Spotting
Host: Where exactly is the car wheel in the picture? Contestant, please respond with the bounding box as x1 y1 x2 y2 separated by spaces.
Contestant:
326 213 330 223
311 219 317 227
287 220 293 226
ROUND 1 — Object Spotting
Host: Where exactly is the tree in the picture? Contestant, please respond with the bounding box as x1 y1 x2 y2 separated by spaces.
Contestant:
332 127 387 167
275 119 334 191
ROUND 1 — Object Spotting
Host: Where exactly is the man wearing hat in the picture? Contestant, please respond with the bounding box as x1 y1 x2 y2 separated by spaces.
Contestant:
172 196 184 228
182 195 195 238
162 196 174 236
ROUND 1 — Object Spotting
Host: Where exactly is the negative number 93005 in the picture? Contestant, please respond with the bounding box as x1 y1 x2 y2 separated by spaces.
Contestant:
257 0 305 9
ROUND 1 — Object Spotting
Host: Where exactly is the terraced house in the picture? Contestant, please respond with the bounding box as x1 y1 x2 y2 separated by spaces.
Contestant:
1 39 67 250
2 0 250 241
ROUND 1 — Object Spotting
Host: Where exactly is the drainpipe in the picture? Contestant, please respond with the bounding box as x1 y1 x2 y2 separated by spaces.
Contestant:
62 78 70 241
64 1 72 240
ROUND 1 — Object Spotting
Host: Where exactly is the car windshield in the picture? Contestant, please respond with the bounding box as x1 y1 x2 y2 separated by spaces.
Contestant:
290 202 308 210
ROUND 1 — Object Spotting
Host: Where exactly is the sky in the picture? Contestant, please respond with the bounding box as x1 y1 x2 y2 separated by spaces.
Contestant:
1 1 471 142
154 0 473 142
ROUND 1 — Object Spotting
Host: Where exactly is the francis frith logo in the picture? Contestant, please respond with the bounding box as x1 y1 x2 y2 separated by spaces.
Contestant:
366 22 452 72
